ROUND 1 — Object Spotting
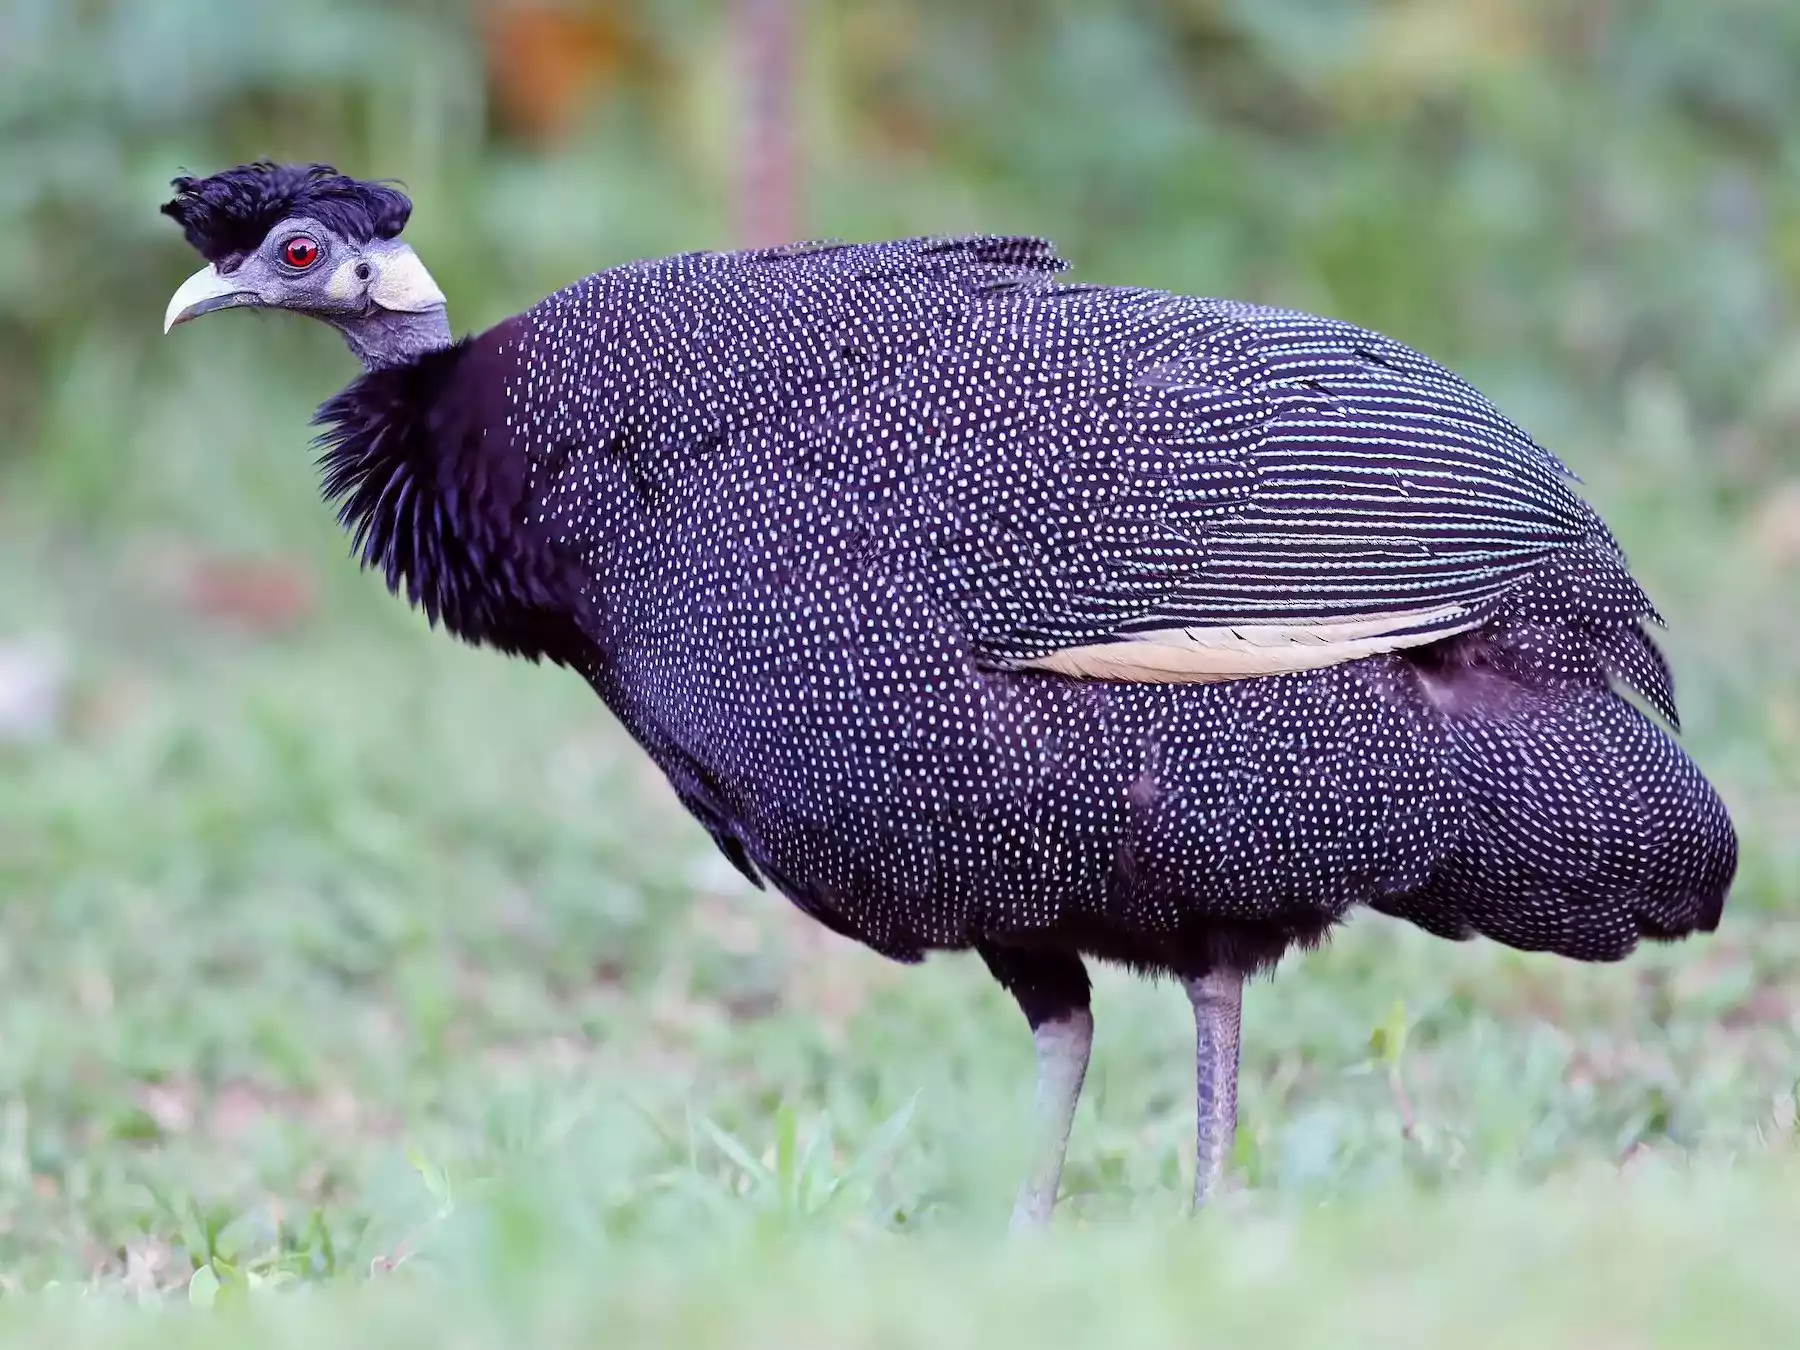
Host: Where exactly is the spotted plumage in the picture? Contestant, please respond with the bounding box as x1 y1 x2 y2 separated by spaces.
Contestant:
163 165 1736 1224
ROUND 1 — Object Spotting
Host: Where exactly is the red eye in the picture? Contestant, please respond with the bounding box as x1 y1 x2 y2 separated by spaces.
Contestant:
281 236 320 268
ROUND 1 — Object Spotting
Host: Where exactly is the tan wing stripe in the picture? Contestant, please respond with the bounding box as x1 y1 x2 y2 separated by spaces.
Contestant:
1021 604 1480 684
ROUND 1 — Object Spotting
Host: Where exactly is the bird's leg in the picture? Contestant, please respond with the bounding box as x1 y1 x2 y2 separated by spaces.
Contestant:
1012 1004 1093 1229
1184 967 1243 1211
978 944 1093 1230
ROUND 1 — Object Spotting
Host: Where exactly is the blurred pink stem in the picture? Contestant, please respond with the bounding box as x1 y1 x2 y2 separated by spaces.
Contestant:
734 0 799 246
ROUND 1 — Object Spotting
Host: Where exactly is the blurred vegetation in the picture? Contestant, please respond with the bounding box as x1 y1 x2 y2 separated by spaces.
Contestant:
2 0 1800 1334
6 0 1800 473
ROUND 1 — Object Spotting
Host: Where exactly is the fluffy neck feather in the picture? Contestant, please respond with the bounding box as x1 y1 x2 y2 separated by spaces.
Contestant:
312 334 588 662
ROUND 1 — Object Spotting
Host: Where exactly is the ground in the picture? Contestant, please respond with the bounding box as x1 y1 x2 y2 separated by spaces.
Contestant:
2 324 1798 1343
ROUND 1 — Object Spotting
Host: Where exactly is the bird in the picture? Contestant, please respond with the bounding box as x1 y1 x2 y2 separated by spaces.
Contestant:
161 162 1736 1226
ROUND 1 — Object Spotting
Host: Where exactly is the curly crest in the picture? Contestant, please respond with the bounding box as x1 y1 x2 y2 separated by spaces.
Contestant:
161 162 411 264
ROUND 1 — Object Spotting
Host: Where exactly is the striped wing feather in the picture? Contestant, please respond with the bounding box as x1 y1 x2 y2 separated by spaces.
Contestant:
990 296 1645 686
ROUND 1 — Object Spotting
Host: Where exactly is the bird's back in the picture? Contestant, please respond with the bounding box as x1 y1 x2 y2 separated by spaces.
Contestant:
329 236 1736 974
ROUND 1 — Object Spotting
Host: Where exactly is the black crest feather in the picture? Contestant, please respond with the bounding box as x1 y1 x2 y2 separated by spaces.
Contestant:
161 162 412 264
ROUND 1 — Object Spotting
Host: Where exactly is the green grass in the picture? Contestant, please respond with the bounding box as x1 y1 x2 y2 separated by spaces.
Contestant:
2 318 1798 1343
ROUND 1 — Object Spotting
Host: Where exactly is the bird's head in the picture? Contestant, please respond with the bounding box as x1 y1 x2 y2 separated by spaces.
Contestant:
161 162 450 370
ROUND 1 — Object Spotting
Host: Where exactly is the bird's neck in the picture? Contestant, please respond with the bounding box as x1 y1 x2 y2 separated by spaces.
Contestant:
313 326 591 665
331 306 454 372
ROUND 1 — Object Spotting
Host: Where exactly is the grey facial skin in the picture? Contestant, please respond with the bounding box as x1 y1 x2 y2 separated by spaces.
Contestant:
163 215 451 371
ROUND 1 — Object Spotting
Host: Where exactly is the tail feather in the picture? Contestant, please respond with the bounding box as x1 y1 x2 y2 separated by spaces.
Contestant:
1592 621 1679 729
1499 534 1678 724
1372 680 1733 961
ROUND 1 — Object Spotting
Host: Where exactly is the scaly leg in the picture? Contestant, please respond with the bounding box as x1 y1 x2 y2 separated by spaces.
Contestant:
978 945 1093 1229
1011 1005 1093 1228
1185 967 1243 1211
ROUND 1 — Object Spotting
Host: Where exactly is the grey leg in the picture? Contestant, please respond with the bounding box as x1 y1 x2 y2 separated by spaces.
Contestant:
1011 1006 1094 1229
977 944 1093 1229
1184 968 1243 1211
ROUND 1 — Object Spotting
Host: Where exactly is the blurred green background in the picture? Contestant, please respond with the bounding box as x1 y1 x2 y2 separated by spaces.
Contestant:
3 0 1800 1341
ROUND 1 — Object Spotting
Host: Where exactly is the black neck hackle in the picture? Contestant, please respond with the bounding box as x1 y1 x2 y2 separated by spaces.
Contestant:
311 332 590 665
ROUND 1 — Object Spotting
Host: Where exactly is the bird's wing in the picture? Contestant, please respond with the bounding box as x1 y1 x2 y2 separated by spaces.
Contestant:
994 300 1636 683
888 268 1649 684
617 237 1655 689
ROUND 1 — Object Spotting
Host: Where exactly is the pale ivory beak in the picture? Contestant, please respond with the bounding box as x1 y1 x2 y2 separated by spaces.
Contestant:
369 245 447 313
163 264 259 333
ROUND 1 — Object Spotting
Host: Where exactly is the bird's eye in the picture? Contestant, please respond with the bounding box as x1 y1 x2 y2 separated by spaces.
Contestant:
281 236 320 269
